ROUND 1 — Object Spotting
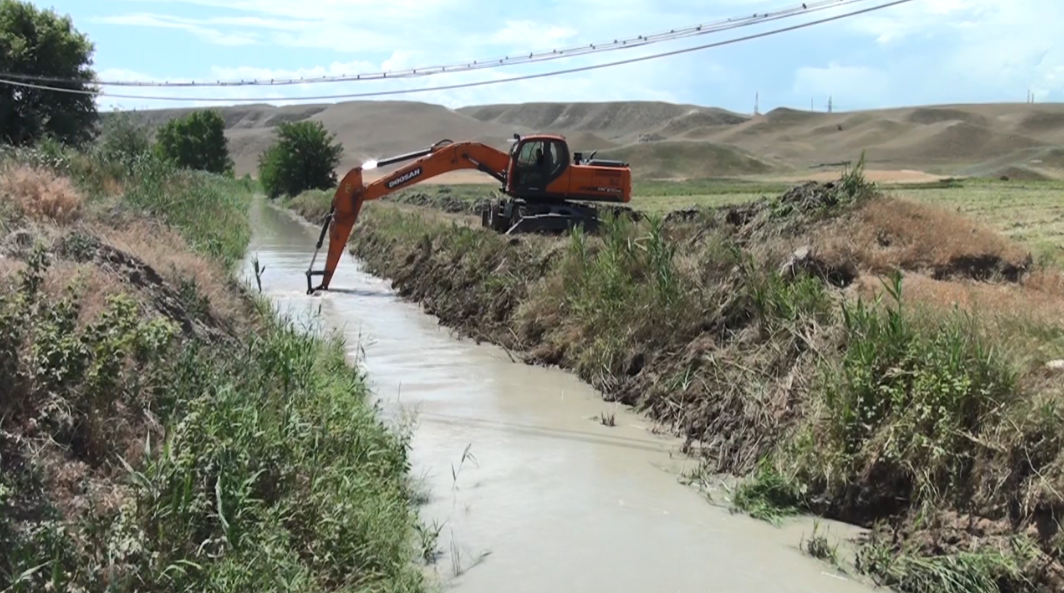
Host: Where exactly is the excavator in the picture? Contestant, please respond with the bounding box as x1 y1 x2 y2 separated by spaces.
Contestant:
305 133 633 294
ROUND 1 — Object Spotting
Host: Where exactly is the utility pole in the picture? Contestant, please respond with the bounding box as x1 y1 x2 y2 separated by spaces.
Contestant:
811 97 814 111
828 96 834 113
754 92 760 115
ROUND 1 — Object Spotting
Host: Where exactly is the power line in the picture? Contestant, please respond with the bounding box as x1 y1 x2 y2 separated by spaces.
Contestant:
0 0 869 88
0 0 915 104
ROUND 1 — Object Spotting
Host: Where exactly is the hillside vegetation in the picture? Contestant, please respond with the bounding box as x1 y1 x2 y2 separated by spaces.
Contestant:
285 163 1064 593
122 99 1064 182
0 142 426 592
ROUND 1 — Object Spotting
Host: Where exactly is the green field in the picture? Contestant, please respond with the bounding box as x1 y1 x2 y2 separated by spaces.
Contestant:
387 176 1064 263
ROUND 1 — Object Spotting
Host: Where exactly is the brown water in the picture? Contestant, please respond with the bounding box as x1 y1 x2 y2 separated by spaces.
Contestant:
240 198 884 593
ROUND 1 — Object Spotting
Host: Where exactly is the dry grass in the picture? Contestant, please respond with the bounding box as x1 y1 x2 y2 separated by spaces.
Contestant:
1023 266 1064 296
40 260 125 328
0 163 84 224
94 218 245 324
850 271 1064 375
888 181 1064 262
817 196 1033 280
855 273 1063 328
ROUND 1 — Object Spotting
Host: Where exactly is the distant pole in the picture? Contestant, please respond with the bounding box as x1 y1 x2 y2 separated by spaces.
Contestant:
811 97 814 111
754 92 760 115
828 96 833 113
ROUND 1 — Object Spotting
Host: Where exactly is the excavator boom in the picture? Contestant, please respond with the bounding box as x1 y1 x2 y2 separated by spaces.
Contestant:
306 139 510 293
305 135 632 294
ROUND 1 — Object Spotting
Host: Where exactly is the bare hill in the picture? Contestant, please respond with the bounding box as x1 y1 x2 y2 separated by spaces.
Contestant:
122 99 1064 181
596 141 775 178
456 101 749 143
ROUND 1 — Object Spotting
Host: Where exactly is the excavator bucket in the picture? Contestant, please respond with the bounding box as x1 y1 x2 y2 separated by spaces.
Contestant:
305 167 365 294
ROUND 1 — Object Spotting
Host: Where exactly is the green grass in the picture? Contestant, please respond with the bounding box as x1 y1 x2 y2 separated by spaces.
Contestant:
285 188 333 222
634 175 1064 262
0 145 427 592
856 533 1040 593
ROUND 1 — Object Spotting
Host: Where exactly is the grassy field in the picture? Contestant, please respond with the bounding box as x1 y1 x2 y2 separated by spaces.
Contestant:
0 143 427 592
368 175 1063 264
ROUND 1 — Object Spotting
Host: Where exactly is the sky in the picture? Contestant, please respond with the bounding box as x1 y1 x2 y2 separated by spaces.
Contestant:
24 0 1064 113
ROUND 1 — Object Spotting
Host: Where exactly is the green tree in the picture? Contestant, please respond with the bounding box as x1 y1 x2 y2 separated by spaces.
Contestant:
154 109 234 175
258 120 343 199
0 0 97 147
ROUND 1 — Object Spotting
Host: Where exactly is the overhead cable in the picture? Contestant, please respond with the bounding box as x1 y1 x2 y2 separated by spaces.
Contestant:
0 0 916 104
0 0 873 88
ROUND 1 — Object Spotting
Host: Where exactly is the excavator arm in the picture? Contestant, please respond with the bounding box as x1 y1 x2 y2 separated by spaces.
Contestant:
306 139 512 293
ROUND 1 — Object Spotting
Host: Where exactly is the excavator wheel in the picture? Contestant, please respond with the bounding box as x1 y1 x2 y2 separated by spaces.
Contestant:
481 199 514 233
481 197 604 235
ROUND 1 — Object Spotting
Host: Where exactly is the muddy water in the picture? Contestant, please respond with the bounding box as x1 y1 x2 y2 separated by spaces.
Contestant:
240 197 881 593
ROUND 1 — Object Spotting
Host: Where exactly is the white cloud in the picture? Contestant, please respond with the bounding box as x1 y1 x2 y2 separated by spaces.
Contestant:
117 0 456 22
779 0 1064 108
486 21 579 47
92 12 414 52
792 61 889 105
82 0 1064 112
93 14 258 45
88 42 690 111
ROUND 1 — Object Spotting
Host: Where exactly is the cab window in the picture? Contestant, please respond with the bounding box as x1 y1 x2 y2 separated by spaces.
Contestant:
516 140 544 167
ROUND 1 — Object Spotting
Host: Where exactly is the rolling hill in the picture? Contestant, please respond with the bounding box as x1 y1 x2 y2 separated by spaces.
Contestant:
121 99 1064 182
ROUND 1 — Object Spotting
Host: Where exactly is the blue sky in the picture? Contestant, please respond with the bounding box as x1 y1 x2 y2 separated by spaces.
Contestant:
30 0 1061 113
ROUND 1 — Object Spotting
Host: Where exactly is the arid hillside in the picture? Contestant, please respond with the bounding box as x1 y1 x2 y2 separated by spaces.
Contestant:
125 99 1064 182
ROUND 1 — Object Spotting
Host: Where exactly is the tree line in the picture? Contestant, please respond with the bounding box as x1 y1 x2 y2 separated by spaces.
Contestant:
1 0 343 198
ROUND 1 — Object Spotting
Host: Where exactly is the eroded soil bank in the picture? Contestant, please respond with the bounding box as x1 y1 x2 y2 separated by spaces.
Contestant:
288 170 1064 592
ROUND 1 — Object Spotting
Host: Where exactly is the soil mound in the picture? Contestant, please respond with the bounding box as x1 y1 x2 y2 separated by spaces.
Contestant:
697 180 1034 284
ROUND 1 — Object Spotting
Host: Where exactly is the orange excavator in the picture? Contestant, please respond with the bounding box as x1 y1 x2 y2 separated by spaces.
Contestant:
305 133 632 294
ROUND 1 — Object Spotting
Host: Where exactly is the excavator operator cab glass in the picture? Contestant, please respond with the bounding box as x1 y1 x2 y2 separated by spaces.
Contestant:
511 138 569 193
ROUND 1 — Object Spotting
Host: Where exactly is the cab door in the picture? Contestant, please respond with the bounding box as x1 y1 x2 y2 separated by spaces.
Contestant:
508 138 570 198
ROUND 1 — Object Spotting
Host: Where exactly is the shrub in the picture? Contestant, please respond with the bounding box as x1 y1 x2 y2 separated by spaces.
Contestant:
258 121 343 199
92 111 154 176
154 109 234 175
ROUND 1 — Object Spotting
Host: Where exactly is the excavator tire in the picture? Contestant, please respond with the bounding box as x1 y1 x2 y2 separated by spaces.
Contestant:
480 197 604 235
479 197 646 235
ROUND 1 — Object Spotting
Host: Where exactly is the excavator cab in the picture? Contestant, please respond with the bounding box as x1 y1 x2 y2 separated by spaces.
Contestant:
506 136 570 196
503 134 629 204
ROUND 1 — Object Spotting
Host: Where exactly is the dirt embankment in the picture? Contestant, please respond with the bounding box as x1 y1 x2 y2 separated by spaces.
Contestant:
288 171 1064 591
